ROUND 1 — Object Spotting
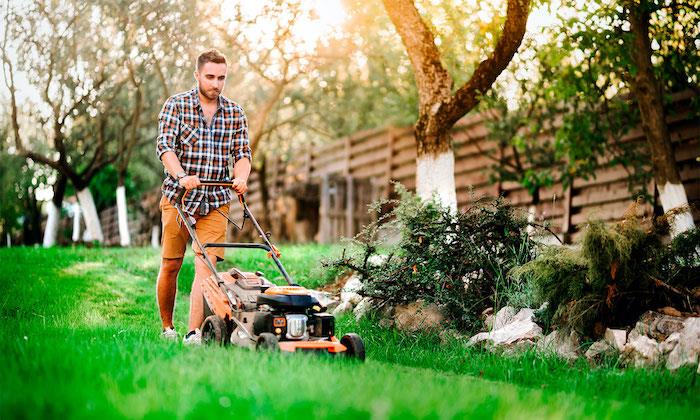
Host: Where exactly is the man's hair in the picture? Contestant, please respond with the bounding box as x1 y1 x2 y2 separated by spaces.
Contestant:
196 49 227 71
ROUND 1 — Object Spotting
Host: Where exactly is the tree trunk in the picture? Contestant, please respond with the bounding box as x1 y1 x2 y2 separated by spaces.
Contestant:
43 202 61 247
414 99 458 210
628 4 694 236
151 225 160 248
415 148 458 212
116 184 131 246
22 185 42 245
382 0 530 210
71 202 81 243
42 175 67 247
76 188 104 242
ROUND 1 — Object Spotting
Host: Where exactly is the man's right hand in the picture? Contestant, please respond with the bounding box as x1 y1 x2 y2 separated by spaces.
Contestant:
178 175 201 190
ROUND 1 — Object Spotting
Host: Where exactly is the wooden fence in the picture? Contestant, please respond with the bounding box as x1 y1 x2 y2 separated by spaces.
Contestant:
244 90 699 243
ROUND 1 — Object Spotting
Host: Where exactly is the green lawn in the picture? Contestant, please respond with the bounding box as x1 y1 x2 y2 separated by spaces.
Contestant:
1 246 697 419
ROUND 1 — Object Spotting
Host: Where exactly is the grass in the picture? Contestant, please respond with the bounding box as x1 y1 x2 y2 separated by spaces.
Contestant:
0 245 698 419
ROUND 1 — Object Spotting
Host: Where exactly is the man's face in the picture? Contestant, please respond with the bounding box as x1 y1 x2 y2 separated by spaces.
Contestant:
194 62 227 101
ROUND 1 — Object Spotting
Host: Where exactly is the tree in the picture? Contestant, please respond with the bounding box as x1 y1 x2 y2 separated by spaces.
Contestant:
484 0 699 236
289 0 419 139
381 0 531 211
625 0 695 235
206 1 357 224
1 0 125 244
1 0 200 246
481 35 646 221
0 127 45 245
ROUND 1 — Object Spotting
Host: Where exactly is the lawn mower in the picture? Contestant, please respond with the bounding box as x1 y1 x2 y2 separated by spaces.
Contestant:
174 181 365 360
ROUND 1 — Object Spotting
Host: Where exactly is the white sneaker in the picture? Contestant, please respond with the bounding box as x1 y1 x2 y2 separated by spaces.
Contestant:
161 327 179 341
183 328 202 346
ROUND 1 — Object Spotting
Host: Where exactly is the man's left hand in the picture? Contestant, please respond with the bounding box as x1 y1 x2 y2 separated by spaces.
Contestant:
232 178 248 194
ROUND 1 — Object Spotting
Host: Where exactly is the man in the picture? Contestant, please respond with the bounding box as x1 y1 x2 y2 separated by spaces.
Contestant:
155 49 252 344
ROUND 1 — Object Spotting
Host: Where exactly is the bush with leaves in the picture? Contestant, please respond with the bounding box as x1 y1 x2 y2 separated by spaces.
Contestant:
326 185 535 332
513 210 700 338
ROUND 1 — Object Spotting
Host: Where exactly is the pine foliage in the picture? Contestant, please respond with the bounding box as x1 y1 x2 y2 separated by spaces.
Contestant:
513 212 700 338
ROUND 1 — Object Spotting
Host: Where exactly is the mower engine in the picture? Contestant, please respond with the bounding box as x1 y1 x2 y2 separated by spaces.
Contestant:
201 268 364 359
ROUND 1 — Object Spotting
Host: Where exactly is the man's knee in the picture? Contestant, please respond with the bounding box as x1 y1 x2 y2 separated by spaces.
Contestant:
160 257 184 275
194 254 217 275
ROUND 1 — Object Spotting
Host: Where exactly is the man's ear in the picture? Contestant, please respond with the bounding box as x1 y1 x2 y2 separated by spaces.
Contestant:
193 70 199 81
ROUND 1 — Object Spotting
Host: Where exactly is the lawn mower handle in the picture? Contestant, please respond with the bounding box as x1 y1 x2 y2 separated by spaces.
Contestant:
172 180 296 286
176 180 246 208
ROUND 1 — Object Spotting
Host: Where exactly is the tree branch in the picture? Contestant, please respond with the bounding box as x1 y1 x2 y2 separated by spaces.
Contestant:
445 0 531 126
382 0 453 109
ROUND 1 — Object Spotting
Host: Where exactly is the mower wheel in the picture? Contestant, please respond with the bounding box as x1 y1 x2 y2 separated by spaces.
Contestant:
340 333 365 361
256 333 279 351
201 315 228 346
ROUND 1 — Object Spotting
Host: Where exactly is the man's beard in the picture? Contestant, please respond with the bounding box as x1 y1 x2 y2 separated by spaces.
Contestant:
198 84 220 101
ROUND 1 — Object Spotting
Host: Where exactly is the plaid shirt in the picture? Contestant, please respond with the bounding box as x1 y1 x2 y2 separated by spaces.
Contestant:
156 88 252 216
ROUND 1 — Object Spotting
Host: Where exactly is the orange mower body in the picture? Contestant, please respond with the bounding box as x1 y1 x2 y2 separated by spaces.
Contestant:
176 181 365 359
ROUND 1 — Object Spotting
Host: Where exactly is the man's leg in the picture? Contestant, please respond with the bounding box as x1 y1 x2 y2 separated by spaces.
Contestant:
158 195 188 332
187 253 217 332
157 257 183 329
186 203 229 333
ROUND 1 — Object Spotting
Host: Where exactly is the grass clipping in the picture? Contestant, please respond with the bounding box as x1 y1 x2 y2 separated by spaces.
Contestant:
513 208 700 338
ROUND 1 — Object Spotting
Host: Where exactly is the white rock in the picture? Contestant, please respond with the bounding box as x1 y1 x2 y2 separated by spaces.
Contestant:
331 301 353 316
584 328 627 363
340 276 363 305
537 330 581 360
492 306 517 330
659 332 681 354
512 308 536 323
341 275 363 293
621 334 662 368
666 317 700 370
341 292 363 306
634 311 685 341
468 319 542 347
585 340 615 362
367 254 388 267
353 297 373 321
604 328 627 352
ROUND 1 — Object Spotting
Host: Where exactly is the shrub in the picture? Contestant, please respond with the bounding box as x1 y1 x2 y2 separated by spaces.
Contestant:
325 185 535 332
513 211 700 338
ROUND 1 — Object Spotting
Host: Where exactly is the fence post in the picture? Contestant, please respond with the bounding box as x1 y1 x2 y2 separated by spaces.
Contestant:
562 182 573 243
346 175 354 238
319 174 331 243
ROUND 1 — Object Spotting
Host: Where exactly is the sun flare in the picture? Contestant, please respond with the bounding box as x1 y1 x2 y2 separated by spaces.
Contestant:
219 0 347 54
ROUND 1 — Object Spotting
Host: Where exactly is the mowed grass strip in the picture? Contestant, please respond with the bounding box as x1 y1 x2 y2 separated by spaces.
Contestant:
0 247 698 419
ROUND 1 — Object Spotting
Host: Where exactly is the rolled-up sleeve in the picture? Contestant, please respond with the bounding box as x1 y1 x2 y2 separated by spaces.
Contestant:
156 98 179 160
232 107 252 164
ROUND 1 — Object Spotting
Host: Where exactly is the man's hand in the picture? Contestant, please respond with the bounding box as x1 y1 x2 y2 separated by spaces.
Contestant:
232 178 248 194
178 175 201 190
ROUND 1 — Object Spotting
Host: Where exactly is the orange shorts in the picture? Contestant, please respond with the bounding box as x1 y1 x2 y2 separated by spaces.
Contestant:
160 195 230 261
